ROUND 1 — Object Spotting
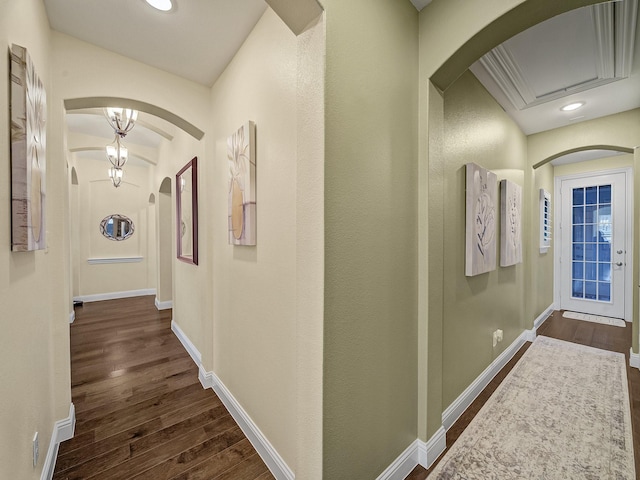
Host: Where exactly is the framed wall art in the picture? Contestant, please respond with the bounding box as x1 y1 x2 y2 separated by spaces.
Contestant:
10 44 47 252
227 121 256 246
176 157 198 265
500 179 522 267
465 163 497 276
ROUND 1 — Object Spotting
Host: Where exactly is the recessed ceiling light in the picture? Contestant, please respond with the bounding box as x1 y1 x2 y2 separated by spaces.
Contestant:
561 102 585 112
145 0 173 12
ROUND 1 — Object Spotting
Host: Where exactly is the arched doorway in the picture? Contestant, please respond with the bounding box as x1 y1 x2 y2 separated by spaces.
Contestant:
156 177 173 310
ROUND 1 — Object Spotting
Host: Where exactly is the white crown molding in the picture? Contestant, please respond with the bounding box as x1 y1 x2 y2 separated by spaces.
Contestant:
477 1 636 110
479 46 533 109
41 403 75 480
592 2 615 78
442 330 529 430
616 0 638 77
170 322 293 479
155 297 173 310
73 289 156 303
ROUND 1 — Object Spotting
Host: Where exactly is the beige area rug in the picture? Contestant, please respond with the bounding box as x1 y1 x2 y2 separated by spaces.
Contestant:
562 310 626 327
428 336 635 479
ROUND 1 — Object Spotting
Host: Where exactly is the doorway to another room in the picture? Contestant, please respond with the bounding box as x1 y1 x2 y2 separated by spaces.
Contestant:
556 168 633 321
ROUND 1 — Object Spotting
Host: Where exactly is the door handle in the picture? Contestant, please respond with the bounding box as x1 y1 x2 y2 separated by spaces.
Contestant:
617 250 623 254
615 262 623 266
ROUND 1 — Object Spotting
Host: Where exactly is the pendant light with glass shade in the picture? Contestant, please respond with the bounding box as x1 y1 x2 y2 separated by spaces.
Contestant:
103 106 137 187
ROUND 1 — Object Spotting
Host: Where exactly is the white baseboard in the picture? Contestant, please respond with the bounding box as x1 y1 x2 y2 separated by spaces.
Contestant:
442 330 529 431
73 288 156 303
423 427 446 468
41 403 75 480
69 311 75 324
375 440 421 480
526 304 555 342
170 319 202 366
155 297 173 310
630 348 640 370
170 322 293 480
208 371 295 480
375 426 446 480
534 304 555 330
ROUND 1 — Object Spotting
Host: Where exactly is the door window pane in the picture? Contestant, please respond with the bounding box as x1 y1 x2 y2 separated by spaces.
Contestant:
572 280 584 298
598 263 610 282
573 262 583 279
585 186 597 205
571 184 612 302
599 185 611 203
585 262 597 281
573 206 584 223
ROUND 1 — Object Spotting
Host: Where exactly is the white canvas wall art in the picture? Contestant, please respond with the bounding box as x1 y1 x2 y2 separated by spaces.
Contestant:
10 44 46 252
465 163 497 276
227 121 256 245
500 179 523 267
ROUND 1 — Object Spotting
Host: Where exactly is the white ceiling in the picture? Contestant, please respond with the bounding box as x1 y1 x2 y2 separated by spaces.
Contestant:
470 0 640 136
44 0 267 87
49 0 638 168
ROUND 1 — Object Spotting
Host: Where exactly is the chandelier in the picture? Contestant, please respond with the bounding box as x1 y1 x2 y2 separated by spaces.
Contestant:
104 107 137 187
104 107 138 137
108 167 123 188
106 136 128 168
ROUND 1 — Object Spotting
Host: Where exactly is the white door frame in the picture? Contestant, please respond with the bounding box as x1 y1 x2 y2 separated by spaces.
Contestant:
553 166 633 321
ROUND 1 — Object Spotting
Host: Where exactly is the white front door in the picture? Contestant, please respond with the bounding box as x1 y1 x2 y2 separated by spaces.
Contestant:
559 172 627 318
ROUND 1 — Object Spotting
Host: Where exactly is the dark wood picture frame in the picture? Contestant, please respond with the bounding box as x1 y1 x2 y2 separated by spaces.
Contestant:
176 157 198 265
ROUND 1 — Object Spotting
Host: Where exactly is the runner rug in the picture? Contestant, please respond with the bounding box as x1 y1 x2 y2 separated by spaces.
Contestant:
562 310 626 327
428 336 635 479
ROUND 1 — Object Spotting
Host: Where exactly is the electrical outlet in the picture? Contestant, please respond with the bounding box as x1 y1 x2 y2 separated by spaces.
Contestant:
33 432 39 467
496 329 503 342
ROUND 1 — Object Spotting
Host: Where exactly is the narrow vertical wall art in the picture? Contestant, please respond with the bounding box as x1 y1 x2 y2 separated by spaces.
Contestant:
465 163 497 276
500 179 522 267
10 44 47 251
227 121 256 245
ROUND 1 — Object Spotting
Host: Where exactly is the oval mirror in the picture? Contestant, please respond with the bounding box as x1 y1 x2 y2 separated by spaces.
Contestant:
100 214 135 241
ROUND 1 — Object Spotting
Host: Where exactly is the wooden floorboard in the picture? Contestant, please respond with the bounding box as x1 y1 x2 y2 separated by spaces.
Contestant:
406 310 640 479
54 295 270 480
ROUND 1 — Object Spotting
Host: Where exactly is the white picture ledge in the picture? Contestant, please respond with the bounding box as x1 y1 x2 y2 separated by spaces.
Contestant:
87 256 143 265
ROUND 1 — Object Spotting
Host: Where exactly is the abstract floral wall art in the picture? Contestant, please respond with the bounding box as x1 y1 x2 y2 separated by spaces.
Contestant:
10 44 47 252
227 121 256 246
500 179 522 267
465 163 497 276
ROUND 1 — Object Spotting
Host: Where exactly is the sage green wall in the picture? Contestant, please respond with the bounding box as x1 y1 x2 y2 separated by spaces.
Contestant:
323 0 419 477
529 110 640 351
554 154 634 178
441 71 528 408
532 163 554 319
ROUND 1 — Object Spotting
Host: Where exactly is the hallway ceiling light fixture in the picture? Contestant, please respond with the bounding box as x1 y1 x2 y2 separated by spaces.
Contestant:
560 102 585 112
145 0 173 12
108 167 123 188
105 136 129 169
104 107 138 137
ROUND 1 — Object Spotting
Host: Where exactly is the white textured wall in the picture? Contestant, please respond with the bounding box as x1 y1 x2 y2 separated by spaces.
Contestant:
209 8 300 470
0 0 70 478
73 158 154 297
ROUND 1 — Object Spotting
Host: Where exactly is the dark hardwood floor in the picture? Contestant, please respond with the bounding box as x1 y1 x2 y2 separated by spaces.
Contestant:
54 296 274 480
406 310 640 479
